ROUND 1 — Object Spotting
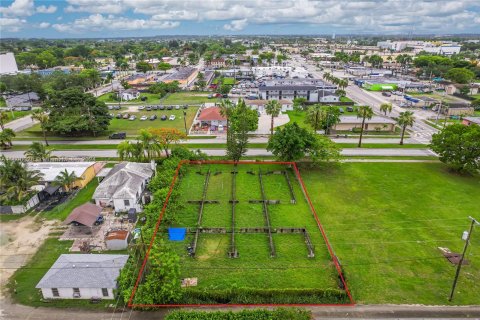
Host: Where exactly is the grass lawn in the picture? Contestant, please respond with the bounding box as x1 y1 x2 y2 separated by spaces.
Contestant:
134 163 341 304
301 163 480 305
339 96 354 102
15 107 199 138
213 77 236 85
6 237 113 309
42 179 98 221
162 92 221 105
97 92 163 104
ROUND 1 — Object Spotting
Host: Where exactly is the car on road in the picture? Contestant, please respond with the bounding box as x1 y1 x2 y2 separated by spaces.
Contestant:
382 92 392 97
129 115 136 121
149 115 157 121
109 132 126 139
122 113 130 119
169 115 176 121
138 106 145 110
161 114 167 121
140 115 148 121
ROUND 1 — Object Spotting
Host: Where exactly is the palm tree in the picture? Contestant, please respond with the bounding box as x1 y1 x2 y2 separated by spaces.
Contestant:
0 128 15 149
323 72 331 82
31 109 50 146
117 140 133 161
265 100 282 135
397 111 415 145
356 106 374 147
379 103 393 116
0 111 8 130
305 104 323 133
54 169 78 192
0 157 43 203
219 99 233 130
24 142 53 162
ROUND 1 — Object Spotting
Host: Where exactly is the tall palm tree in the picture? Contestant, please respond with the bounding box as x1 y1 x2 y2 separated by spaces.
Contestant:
0 157 43 203
0 111 8 130
0 128 15 149
138 129 154 161
7 167 43 203
397 111 415 145
31 109 50 146
379 103 393 116
219 99 233 130
356 106 374 147
265 100 282 135
117 140 133 161
323 72 331 81
24 142 53 162
54 169 78 192
305 104 323 133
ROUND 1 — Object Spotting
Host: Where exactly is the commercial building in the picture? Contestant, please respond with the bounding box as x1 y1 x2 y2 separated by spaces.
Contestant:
0 52 18 75
334 116 396 132
36 254 128 300
163 67 198 87
258 79 338 103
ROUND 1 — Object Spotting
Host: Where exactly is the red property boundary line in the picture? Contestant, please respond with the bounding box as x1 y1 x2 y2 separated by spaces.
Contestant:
128 160 355 308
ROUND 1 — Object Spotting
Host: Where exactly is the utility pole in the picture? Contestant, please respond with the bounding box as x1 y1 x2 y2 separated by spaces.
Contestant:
448 216 479 302
183 110 188 135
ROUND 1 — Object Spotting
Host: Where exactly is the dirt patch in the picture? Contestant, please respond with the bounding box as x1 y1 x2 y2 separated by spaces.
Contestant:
0 216 58 299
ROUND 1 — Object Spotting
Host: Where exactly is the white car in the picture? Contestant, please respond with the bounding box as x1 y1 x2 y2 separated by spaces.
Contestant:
138 106 145 110
175 105 180 110
129 115 136 121
169 115 176 121
140 115 148 121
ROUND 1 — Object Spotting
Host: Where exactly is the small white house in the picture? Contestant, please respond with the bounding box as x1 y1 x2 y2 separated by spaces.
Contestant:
36 254 128 300
120 89 140 101
93 162 155 212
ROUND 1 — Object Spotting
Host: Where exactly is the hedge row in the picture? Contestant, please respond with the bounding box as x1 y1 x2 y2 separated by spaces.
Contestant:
165 308 311 320
180 287 349 304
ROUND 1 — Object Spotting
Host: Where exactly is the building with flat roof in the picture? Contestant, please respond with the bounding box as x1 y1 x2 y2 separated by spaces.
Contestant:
258 79 337 102
0 52 18 75
27 162 103 189
334 116 396 132
163 67 198 87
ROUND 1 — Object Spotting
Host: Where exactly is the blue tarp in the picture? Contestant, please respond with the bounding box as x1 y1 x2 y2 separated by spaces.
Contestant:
168 228 186 241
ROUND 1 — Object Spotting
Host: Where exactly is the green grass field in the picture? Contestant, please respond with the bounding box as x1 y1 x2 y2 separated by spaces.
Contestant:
212 77 236 85
301 163 480 305
137 163 340 303
97 92 162 104
162 92 221 105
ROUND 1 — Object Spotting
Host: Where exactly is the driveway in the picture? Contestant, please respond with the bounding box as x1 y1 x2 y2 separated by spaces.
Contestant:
1 115 37 133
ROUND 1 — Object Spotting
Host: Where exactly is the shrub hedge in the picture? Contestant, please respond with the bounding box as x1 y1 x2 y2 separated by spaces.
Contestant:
165 308 311 320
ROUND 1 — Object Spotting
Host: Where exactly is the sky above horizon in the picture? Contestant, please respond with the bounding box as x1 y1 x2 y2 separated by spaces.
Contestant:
1 0 479 38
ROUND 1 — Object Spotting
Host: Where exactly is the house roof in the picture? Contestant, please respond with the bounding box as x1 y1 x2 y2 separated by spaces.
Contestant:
106 230 129 241
246 99 292 106
5 92 40 107
197 106 227 121
164 67 197 81
27 162 96 182
64 203 103 227
92 162 154 201
35 254 128 289
339 116 396 124
463 117 480 125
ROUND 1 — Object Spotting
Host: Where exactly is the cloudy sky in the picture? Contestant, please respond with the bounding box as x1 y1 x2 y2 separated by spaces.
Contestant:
1 0 479 38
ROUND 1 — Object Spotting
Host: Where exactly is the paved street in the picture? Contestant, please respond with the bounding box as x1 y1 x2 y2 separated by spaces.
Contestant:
1 115 37 132
0 147 435 159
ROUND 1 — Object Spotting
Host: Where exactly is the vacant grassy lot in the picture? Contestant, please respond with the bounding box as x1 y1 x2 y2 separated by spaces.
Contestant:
97 92 163 104
301 163 480 305
138 163 340 303
162 92 221 105
15 107 198 138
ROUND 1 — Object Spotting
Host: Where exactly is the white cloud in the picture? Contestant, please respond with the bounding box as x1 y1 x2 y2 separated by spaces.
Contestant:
38 22 50 28
0 17 26 32
223 19 248 31
52 14 179 33
36 5 57 14
65 0 125 14
0 0 34 17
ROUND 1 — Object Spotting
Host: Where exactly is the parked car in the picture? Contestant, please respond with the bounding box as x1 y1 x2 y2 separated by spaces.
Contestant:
169 115 176 121
138 105 145 110
159 105 165 110
208 94 213 99
149 115 157 121
152 105 158 110
222 94 228 98
161 114 167 121
346 106 354 112
116 113 122 119
108 105 114 110
129 115 136 121
175 105 180 110
122 113 130 119
140 115 148 121
382 92 392 97
167 105 173 110
145 106 152 111
183 105 188 109
94 215 104 225
113 105 121 110
109 132 126 139
339 108 344 113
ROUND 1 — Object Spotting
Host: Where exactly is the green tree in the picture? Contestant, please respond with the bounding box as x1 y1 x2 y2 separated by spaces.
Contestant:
24 142 53 162
293 97 308 112
0 128 15 149
430 124 480 174
226 99 258 162
54 169 78 192
157 62 172 73
0 111 8 130
117 140 133 161
265 100 282 135
356 106 374 147
0 156 43 204
149 128 186 158
79 68 101 89
44 88 110 136
31 109 50 146
136 61 153 73
471 98 480 111
396 111 415 145
321 106 341 135
444 68 475 84
267 122 340 163
305 104 323 132
380 103 393 116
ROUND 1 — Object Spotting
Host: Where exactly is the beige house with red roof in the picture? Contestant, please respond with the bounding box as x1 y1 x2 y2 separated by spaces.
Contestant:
192 106 228 134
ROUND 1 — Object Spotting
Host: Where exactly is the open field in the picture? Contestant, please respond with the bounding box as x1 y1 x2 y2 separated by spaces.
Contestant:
133 163 346 305
15 107 198 138
301 162 480 305
97 92 162 104
162 92 221 105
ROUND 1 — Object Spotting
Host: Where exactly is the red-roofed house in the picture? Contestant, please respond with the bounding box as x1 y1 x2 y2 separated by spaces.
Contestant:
193 106 227 134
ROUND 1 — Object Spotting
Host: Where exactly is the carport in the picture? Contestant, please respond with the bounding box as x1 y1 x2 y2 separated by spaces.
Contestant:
63 203 103 234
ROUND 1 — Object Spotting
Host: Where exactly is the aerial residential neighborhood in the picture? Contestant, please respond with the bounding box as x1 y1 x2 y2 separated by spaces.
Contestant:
0 1 479 320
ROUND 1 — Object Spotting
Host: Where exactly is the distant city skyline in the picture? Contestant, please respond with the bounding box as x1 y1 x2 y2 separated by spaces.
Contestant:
1 0 479 39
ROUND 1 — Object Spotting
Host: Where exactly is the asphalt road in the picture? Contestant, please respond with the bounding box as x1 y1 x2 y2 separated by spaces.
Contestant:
0 148 436 159
1 115 37 133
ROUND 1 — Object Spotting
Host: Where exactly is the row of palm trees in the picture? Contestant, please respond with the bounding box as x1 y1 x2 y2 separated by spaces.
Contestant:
322 72 349 90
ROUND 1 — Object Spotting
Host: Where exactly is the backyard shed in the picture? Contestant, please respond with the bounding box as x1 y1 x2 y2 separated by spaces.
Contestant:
105 230 130 250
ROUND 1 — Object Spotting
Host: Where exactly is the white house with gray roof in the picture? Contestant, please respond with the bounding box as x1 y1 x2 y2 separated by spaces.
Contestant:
36 254 128 300
92 162 155 212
